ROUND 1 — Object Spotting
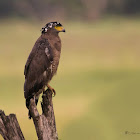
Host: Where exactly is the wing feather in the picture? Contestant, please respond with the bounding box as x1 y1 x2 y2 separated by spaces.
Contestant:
24 38 53 99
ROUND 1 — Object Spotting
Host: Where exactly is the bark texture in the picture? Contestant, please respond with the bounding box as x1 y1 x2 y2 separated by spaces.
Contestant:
0 89 58 140
0 110 25 140
29 89 58 140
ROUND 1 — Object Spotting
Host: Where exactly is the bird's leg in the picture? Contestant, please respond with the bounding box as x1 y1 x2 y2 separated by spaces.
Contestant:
42 86 46 93
47 84 56 96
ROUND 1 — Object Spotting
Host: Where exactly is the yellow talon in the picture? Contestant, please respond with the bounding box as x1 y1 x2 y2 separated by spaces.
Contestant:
47 84 56 96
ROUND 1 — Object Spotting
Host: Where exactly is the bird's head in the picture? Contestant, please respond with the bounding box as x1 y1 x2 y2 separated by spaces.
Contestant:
41 21 65 34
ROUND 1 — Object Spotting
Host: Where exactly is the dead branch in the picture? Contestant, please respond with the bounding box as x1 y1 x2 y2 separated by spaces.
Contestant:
0 89 58 140
29 89 58 140
0 110 25 140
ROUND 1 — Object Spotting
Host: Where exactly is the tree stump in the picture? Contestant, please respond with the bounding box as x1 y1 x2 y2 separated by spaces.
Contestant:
0 110 25 140
0 89 58 140
29 89 58 140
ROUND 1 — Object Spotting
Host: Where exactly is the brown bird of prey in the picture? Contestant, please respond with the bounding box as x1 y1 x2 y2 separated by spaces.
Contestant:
24 21 65 118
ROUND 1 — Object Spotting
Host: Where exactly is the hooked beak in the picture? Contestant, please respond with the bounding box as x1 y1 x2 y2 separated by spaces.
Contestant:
55 26 66 32
62 29 66 32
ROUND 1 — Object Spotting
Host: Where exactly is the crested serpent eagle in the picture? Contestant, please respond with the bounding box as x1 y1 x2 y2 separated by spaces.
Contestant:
24 22 65 118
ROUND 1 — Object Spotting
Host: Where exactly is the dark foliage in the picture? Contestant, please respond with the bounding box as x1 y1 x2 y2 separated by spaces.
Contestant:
0 0 139 20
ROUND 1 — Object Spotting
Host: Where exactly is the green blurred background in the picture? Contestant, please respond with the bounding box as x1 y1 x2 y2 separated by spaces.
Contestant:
0 1 140 140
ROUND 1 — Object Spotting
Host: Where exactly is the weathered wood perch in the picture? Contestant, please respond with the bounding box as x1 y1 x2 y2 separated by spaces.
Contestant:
0 110 25 140
29 89 58 140
0 89 58 140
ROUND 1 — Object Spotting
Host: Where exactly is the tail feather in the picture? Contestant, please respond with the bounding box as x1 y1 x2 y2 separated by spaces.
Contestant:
26 96 33 119
26 94 40 119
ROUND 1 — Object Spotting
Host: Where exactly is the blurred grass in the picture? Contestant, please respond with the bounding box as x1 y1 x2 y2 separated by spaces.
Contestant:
0 18 140 140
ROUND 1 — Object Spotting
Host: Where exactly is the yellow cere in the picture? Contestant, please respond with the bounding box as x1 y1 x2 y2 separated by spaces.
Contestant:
55 26 64 31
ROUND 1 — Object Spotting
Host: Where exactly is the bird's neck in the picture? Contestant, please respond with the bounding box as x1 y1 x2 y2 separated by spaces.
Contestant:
41 32 59 40
41 32 61 52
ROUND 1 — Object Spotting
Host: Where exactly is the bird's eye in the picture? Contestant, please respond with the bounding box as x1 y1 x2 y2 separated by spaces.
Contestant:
48 23 53 28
